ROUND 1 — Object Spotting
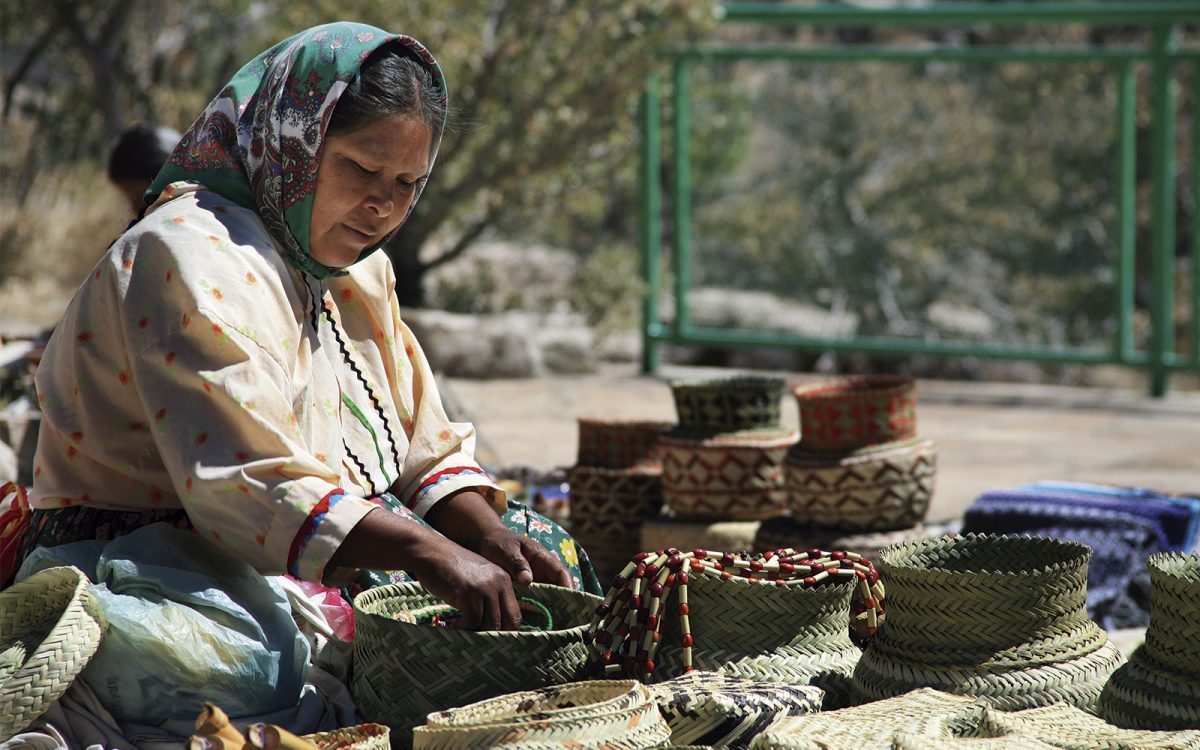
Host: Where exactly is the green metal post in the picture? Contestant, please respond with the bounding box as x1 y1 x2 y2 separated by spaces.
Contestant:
672 57 693 335
640 75 663 374
1148 25 1178 396
1192 65 1200 369
1115 61 1137 362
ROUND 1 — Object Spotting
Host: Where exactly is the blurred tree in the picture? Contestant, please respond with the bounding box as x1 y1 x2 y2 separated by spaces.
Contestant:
1 0 258 185
270 0 718 305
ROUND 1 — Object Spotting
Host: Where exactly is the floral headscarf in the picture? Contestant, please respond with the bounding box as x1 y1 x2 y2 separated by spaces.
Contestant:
148 22 447 279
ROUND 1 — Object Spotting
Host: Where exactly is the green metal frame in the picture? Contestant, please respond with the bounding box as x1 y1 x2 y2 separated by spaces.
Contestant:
639 2 1200 395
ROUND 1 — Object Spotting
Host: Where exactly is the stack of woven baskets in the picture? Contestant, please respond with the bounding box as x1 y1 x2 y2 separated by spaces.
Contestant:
757 375 937 558
657 376 798 524
567 418 671 582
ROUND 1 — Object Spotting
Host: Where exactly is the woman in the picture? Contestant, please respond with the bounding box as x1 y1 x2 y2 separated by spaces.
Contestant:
20 22 598 630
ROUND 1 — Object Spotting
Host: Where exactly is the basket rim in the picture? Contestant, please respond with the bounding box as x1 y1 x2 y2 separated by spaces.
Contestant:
1148 551 1200 583
0 566 105 740
785 437 935 467
660 426 798 446
354 581 601 637
577 417 676 430
879 533 1092 578
669 375 788 392
792 374 915 401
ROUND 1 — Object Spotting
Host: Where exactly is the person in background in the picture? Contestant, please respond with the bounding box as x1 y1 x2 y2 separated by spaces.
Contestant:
106 123 181 215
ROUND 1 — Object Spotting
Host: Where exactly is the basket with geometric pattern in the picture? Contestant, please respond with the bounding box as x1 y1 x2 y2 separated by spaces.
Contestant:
412 680 671 749
352 581 602 748
853 534 1125 712
792 375 917 452
576 418 673 471
1099 552 1200 730
660 429 798 521
785 437 937 532
567 465 663 583
670 376 787 435
1 566 107 742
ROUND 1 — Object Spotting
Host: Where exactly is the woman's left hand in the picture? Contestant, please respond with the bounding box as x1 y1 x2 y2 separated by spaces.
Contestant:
426 489 574 589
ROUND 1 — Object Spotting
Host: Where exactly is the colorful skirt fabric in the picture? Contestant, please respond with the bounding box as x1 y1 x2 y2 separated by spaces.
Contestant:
15 496 602 599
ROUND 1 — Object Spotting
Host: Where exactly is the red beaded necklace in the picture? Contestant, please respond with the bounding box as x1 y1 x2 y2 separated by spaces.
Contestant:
585 547 886 679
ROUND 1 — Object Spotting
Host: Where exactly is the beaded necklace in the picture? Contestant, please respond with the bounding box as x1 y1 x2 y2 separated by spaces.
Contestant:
585 547 886 679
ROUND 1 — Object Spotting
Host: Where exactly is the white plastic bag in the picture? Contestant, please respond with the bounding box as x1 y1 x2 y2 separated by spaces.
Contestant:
18 523 310 723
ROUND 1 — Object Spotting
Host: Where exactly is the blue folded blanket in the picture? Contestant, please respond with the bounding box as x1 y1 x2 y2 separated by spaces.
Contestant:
962 482 1200 629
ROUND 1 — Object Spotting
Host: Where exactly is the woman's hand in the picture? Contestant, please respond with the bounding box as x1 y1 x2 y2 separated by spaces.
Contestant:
426 490 574 590
472 526 575 590
327 507 524 629
409 539 524 630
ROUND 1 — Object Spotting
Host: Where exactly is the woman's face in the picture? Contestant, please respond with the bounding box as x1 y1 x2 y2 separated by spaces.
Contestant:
309 115 432 268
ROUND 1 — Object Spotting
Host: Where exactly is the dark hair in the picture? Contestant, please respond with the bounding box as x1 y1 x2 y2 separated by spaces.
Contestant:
327 46 446 136
107 124 181 182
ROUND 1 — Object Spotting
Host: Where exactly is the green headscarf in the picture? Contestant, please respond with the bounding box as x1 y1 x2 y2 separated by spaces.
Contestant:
147 22 447 279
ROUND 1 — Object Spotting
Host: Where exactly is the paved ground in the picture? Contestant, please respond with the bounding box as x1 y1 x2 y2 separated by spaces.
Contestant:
445 363 1200 523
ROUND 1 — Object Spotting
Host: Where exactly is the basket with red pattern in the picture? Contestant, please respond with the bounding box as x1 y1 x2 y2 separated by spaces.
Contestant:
793 375 917 452
576 419 673 471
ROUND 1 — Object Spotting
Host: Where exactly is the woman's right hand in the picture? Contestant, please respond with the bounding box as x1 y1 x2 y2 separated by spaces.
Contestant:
408 537 523 631
327 507 523 630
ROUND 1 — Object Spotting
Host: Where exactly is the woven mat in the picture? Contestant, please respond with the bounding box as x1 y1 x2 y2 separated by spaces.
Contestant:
749 689 987 749
412 679 671 749
749 688 1200 750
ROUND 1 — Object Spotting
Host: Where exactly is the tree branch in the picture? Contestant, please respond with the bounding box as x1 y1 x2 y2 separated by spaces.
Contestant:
2 25 56 121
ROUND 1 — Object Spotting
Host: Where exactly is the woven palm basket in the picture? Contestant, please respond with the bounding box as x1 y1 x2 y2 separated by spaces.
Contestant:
568 465 663 583
411 679 671 749
352 582 602 747
650 671 823 749
1099 552 1200 730
670 376 787 434
651 572 864 709
301 723 391 750
754 518 933 561
749 688 988 750
784 438 936 532
660 429 799 521
792 375 917 453
853 534 1125 711
1 566 106 742
576 419 673 470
